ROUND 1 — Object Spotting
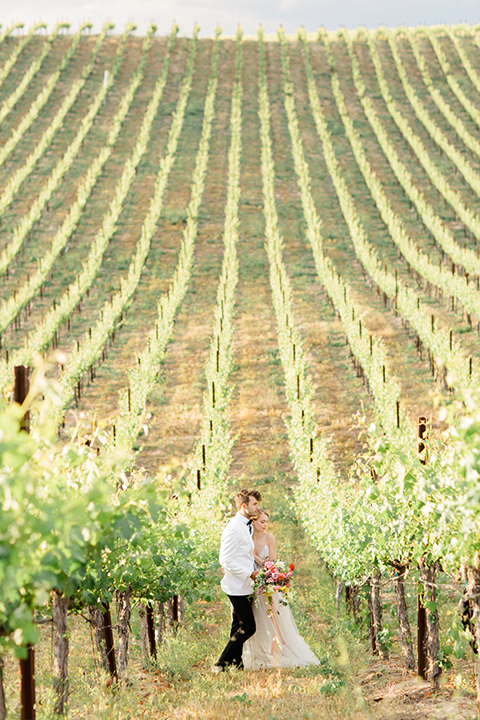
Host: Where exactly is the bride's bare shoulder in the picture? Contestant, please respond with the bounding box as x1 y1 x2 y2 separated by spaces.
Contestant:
266 532 276 547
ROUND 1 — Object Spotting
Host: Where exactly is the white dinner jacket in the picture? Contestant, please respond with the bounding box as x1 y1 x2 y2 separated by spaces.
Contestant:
219 512 255 596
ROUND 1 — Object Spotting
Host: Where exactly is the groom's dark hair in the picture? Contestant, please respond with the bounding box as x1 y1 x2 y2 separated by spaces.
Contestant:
235 488 262 510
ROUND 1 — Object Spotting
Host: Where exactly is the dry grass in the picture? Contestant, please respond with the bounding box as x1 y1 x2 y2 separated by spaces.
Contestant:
3 513 477 720
2 30 480 720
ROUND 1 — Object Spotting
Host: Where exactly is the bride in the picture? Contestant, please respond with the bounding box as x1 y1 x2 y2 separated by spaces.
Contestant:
243 509 320 669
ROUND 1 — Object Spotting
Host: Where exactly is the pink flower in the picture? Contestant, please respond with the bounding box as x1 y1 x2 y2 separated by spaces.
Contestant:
252 558 294 603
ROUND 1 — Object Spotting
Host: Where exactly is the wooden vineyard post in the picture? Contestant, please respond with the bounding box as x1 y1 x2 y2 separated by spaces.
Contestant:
15 366 36 720
172 595 179 624
101 604 118 682
146 604 157 660
417 591 427 680
115 589 131 680
417 416 427 680
371 570 388 659
345 585 360 625
166 596 181 629
14 365 30 433
19 647 35 720
366 581 377 655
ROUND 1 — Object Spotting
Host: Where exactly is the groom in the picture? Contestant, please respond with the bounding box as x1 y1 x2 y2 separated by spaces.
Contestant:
214 488 262 672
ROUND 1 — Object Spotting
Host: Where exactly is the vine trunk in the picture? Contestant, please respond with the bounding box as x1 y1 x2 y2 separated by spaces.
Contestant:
371 571 388 659
419 558 441 687
52 590 69 715
116 588 131 679
466 560 480 708
394 566 415 670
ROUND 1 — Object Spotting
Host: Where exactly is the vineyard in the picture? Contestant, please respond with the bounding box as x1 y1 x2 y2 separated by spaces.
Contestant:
3 19 480 719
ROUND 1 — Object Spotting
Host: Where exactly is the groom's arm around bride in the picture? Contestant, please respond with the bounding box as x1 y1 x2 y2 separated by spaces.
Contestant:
214 488 262 672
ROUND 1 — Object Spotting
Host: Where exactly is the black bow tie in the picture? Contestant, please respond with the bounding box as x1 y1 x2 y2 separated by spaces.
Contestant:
246 519 253 534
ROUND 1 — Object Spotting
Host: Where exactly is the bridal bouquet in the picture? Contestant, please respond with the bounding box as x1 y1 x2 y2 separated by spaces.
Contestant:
252 560 294 615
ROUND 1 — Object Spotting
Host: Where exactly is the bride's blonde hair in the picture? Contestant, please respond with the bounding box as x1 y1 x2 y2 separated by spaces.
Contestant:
257 508 270 518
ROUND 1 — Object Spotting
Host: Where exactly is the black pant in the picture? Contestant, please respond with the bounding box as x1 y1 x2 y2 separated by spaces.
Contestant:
216 594 256 667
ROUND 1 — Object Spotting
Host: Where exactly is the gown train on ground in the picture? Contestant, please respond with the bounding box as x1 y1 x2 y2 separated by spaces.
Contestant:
243 545 319 669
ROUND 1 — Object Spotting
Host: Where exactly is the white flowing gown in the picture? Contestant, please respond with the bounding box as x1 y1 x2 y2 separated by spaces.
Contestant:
243 545 320 669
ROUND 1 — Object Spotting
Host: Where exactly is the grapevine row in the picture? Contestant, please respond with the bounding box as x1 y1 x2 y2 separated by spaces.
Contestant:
341 28 480 277
318 31 480 338
257 29 319 460
0 25 183 401
373 29 480 201
334 29 480 303
360 26 480 241
314 30 480 388
0 24 159 336
0 21 118 228
0 22 67 127
184 28 243 507
113 28 225 462
290 30 480 682
445 25 480 97
257 30 358 584
50 29 204 425
0 21 93 170
0 21 125 275
0 23 24 54
289 30 438 430
0 22 45 93
410 28 480 154
278 33 460 677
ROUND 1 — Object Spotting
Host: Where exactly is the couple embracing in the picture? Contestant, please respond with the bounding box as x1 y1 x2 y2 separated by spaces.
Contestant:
214 488 319 671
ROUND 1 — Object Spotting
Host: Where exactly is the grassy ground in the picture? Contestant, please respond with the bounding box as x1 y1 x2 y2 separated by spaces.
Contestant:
2 29 480 720
3 518 362 719
3 500 478 719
